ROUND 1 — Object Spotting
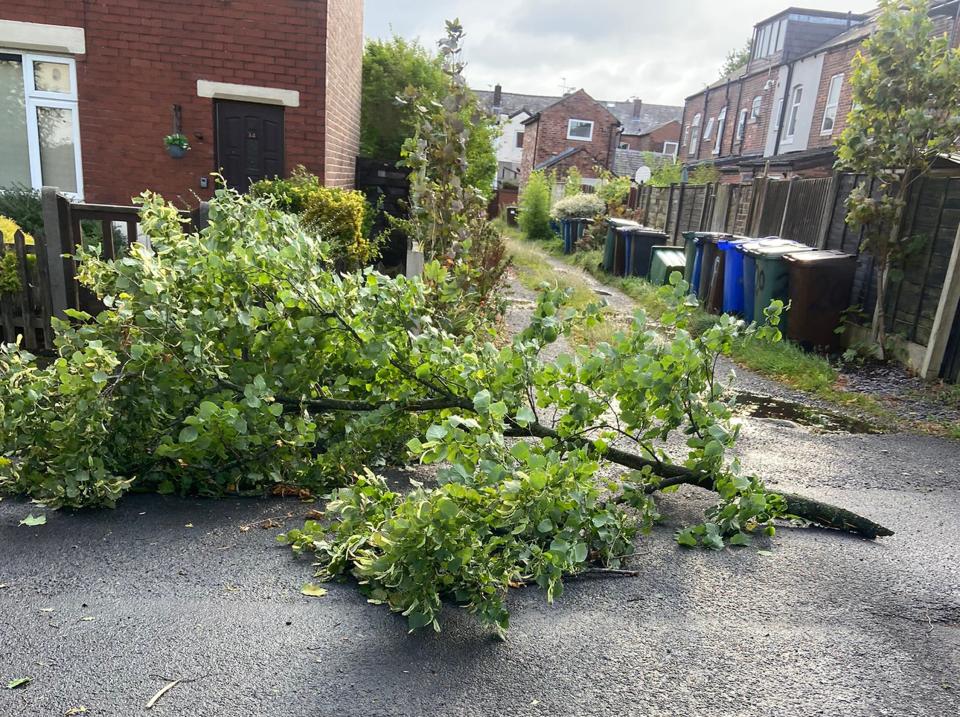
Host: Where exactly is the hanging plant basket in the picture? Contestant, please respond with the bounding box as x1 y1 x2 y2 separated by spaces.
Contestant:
166 144 188 159
163 133 191 159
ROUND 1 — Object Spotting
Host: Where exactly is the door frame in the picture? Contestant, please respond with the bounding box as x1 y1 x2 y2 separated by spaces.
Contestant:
211 99 285 190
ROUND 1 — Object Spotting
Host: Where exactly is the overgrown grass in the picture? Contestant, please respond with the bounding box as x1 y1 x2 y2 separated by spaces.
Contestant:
503 227 932 431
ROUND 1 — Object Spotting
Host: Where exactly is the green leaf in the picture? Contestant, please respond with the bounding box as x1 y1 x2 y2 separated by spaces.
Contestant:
91 371 109 384
472 389 491 413
675 529 698 548
178 426 199 443
18 514 46 527
488 401 508 421
572 542 588 563
425 424 448 441
537 518 553 533
514 406 536 426
407 611 433 631
728 532 752 547
406 437 424 454
301 583 328 598
6 677 31 689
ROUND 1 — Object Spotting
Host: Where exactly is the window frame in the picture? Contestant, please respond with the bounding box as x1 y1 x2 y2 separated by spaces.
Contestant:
515 131 524 148
702 116 715 141
735 108 749 141
566 118 594 142
688 113 702 155
820 73 843 135
2 51 83 198
750 95 762 122
783 84 803 144
662 141 678 157
712 106 727 155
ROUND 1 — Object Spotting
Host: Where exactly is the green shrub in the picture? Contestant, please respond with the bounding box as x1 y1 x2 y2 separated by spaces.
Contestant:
519 171 554 241
563 167 583 197
550 193 605 220
251 168 374 269
0 184 44 240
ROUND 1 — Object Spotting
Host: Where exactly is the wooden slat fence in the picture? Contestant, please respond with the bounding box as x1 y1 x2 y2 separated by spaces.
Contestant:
0 229 54 350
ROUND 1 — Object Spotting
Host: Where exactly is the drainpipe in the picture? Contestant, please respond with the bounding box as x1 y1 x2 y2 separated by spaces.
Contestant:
730 71 745 156
773 63 793 157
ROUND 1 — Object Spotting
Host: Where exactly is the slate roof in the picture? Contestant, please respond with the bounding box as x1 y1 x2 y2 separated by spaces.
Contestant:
533 147 584 171
474 89 682 137
474 89 561 118
612 149 678 178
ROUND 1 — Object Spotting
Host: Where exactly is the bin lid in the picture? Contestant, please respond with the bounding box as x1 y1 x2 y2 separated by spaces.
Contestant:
651 247 686 265
608 218 641 228
742 240 812 257
783 249 857 264
716 237 757 250
622 227 669 237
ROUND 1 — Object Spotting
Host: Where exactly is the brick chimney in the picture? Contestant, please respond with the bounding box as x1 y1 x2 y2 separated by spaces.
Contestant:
632 98 643 118
493 84 502 110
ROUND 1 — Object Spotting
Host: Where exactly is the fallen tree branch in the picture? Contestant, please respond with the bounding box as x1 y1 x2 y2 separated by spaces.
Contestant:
267 391 894 541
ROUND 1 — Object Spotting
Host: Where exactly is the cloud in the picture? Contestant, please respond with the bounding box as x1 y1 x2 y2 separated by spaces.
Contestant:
364 0 878 104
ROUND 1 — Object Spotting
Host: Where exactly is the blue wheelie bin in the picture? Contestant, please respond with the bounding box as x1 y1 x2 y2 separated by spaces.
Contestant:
716 236 757 316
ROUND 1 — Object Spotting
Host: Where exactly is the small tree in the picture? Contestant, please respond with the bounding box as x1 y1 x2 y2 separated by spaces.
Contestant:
645 154 682 187
519 171 553 240
836 0 960 357
563 167 584 197
689 164 721 186
719 39 752 77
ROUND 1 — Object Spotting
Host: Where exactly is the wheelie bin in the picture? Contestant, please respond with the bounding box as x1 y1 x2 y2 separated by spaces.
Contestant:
784 250 858 350
649 246 687 286
624 227 670 278
682 231 699 286
739 238 802 323
604 218 640 273
716 236 757 316
747 241 815 329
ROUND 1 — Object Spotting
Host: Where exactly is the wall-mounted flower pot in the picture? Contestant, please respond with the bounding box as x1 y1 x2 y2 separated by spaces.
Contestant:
166 145 188 159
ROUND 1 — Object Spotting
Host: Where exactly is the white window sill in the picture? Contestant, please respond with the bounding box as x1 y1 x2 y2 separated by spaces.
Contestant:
566 135 593 142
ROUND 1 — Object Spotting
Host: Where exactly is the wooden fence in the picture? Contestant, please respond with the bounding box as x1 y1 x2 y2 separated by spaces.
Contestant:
629 173 960 365
0 188 194 353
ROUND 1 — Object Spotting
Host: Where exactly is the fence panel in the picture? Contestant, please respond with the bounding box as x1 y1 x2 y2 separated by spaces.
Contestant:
780 177 833 246
0 230 52 351
755 179 790 236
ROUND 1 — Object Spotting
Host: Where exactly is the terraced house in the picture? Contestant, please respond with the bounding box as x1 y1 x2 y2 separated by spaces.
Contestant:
0 0 363 204
678 2 960 181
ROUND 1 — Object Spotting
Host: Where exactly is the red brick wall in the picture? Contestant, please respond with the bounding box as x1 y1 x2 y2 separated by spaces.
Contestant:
621 121 681 153
519 90 620 185
323 0 363 188
2 0 362 204
807 43 857 150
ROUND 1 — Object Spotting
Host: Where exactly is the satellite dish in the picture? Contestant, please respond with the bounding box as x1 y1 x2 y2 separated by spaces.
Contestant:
634 166 652 184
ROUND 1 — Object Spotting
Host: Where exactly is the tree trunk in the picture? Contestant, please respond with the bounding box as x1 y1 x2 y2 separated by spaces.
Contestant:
871 257 889 361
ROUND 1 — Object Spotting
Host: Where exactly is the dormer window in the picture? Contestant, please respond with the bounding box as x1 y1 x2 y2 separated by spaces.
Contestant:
753 18 786 60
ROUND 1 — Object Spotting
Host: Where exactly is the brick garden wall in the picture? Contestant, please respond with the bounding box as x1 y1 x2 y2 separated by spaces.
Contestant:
323 0 363 188
2 0 362 204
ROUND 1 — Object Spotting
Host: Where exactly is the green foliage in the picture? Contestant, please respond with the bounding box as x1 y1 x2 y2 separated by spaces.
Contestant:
251 168 374 269
563 167 584 197
0 253 22 294
518 171 554 241
836 0 960 353
397 20 509 322
644 155 682 187
163 133 190 150
360 33 497 195
689 164 721 186
0 184 44 240
280 278 788 632
720 39 752 78
550 193 605 220
0 189 467 508
595 169 632 210
361 36 446 161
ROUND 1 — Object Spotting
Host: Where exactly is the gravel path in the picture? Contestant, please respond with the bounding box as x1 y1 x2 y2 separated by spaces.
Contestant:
1 262 959 716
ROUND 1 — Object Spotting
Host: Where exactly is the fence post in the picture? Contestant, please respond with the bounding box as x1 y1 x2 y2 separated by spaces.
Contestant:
816 173 841 249
672 182 686 245
778 176 797 237
40 187 72 320
920 222 960 379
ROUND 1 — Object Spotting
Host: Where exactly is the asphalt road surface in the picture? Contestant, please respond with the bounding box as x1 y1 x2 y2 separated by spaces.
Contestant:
2 416 959 717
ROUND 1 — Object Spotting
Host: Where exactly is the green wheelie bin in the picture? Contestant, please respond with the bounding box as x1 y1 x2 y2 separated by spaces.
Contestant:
603 218 640 273
747 241 814 329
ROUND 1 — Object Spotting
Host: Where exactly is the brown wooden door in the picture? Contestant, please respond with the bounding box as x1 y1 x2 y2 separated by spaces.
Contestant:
214 100 284 193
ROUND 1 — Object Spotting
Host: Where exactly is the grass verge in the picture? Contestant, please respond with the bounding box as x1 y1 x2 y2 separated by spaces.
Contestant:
504 227 960 436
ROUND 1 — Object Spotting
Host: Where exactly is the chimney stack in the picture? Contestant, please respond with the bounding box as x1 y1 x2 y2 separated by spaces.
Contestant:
493 83 502 110
632 98 643 118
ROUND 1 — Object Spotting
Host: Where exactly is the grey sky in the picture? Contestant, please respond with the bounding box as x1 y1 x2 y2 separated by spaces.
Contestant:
363 0 878 105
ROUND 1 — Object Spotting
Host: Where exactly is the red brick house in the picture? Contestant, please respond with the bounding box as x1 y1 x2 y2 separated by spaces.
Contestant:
518 90 623 186
0 0 363 205
677 2 960 180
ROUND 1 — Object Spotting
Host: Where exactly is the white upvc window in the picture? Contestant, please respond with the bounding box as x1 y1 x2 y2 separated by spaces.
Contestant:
783 84 803 143
820 73 844 135
735 108 749 141
703 117 715 141
567 118 594 141
773 97 784 132
750 95 762 121
688 113 701 155
662 141 678 157
0 51 83 198
713 106 727 154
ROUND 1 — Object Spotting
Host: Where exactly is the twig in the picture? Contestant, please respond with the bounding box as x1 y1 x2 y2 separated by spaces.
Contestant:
145 680 180 710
